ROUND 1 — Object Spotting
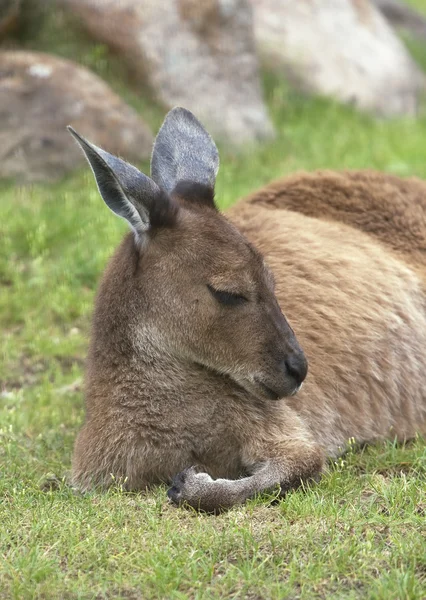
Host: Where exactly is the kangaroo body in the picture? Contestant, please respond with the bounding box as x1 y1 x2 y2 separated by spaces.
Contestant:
230 184 426 451
69 111 426 512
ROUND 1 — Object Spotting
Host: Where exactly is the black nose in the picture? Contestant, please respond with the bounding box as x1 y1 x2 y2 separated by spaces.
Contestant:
282 353 308 386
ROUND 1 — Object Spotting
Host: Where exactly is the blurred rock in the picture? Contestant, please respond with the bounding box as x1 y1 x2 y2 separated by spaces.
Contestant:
250 0 425 117
372 0 426 40
59 0 274 145
0 51 153 182
0 0 20 38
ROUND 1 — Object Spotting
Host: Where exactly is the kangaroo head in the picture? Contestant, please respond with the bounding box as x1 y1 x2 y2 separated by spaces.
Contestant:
68 108 307 400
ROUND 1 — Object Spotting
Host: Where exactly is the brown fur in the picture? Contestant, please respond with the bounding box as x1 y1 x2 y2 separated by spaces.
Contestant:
71 143 426 512
228 177 426 447
242 170 426 271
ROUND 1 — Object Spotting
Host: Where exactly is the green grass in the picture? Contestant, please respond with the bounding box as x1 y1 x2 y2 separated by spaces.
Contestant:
2 5 426 599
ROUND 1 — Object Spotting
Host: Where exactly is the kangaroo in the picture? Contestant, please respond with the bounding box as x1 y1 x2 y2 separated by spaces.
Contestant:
68 108 426 512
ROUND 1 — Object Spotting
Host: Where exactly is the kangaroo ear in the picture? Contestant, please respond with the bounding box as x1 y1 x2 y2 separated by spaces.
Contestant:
68 127 177 240
150 107 219 207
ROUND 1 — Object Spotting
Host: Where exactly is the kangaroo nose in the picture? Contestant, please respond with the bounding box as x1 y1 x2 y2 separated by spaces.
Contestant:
282 353 308 386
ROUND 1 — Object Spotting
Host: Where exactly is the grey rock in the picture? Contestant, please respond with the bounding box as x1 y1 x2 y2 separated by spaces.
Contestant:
59 0 274 145
250 0 425 117
372 0 426 40
0 51 153 182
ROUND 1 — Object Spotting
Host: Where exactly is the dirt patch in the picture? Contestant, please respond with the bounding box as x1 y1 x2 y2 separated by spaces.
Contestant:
1 353 85 392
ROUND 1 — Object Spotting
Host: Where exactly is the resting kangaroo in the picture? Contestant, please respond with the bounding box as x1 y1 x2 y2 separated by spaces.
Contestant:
69 108 426 512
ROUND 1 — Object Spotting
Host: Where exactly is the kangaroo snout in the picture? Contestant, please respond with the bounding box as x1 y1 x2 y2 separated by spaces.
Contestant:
282 352 308 388
259 305 308 399
254 346 308 401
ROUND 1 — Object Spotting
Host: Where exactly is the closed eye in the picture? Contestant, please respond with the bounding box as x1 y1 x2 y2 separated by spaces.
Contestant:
207 285 248 306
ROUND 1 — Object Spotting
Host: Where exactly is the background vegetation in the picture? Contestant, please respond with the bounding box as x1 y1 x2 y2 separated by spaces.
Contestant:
1 2 426 598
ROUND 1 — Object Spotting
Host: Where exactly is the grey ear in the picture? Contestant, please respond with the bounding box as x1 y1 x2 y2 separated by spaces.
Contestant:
68 127 176 238
150 107 219 198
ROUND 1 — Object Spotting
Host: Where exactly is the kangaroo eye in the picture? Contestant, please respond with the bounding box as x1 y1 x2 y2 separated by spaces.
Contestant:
207 285 248 306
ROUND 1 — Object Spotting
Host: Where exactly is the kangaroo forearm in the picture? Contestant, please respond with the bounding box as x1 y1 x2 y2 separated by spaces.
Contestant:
168 444 325 512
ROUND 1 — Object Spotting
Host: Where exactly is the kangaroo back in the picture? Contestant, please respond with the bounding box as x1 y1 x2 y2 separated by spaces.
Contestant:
242 170 426 271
